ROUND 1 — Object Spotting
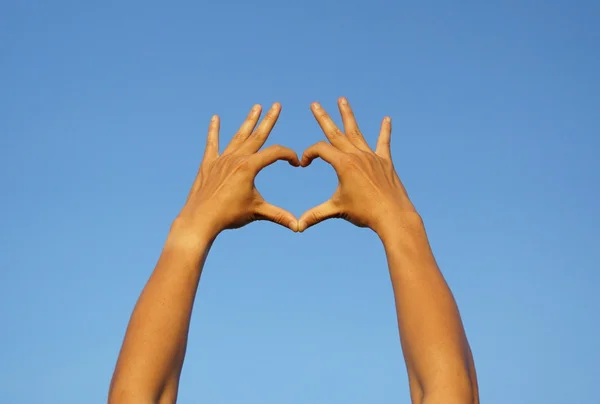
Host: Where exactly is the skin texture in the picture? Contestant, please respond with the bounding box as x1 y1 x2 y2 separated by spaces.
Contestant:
108 99 479 404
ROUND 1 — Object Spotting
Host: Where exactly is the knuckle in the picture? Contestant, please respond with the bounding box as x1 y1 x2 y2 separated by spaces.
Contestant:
273 212 287 224
340 154 361 171
346 154 361 165
348 129 362 138
263 145 284 157
270 144 284 153
341 156 353 169
310 211 321 222
264 111 278 122
232 157 251 171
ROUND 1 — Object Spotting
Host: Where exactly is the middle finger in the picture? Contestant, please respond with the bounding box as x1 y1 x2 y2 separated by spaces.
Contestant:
310 102 355 152
241 102 282 153
223 104 262 154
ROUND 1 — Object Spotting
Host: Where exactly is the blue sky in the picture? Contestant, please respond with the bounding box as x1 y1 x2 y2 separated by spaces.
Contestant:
1 1 599 403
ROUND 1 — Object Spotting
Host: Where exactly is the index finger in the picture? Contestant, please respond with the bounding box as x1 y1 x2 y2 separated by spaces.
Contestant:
223 104 262 154
300 141 343 169
250 144 300 171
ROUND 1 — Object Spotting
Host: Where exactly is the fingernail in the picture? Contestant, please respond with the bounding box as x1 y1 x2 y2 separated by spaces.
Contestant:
384 116 391 123
290 221 299 232
211 115 218 122
312 102 321 110
339 97 347 105
252 104 261 111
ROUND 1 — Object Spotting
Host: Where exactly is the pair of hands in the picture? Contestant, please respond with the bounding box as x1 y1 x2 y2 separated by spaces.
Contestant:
176 97 417 240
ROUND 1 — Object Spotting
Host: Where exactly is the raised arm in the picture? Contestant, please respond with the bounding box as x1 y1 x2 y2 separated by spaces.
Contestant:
108 103 300 404
298 98 479 403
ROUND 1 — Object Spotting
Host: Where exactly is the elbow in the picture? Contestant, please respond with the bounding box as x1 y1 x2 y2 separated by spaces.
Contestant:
108 393 156 404
108 381 175 404
420 377 479 404
422 389 477 404
108 384 155 404
107 391 143 404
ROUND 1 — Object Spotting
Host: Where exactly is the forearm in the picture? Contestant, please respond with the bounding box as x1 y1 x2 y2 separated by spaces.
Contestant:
109 221 215 403
378 213 478 403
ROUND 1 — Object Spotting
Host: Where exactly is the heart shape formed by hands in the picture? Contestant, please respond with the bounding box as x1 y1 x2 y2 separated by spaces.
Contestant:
177 97 418 241
112 97 479 404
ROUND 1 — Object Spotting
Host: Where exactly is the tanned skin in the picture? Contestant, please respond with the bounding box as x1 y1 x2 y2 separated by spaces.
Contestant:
298 98 479 403
108 98 479 403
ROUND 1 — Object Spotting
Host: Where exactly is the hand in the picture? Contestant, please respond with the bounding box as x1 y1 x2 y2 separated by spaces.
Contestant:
298 97 417 234
176 103 300 240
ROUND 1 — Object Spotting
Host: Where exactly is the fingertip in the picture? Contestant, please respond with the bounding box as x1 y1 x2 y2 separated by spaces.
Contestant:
338 96 348 106
209 115 220 129
289 157 301 167
208 115 220 134
311 102 321 111
278 146 299 166
299 156 311 167
271 102 281 110
289 220 299 232
297 220 307 232
252 104 262 113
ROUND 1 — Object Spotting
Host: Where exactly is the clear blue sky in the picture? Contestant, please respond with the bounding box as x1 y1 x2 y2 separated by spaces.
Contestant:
1 1 599 403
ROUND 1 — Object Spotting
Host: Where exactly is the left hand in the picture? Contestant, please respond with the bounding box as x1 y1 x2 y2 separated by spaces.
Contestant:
297 98 417 235
175 103 300 240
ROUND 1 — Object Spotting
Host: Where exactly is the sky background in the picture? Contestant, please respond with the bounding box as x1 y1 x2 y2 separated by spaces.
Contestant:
1 1 599 403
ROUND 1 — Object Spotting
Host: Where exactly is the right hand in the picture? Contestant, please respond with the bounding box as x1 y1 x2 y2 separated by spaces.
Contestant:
174 103 300 243
298 97 418 235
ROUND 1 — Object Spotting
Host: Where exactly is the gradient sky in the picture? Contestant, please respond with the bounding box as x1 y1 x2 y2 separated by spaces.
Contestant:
1 1 599 403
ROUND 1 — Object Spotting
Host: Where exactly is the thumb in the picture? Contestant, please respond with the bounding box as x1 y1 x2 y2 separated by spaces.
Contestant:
298 200 340 232
254 202 299 232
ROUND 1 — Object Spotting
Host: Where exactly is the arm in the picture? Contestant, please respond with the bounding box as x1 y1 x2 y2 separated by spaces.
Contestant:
108 227 212 404
108 103 300 404
298 97 479 403
379 215 479 403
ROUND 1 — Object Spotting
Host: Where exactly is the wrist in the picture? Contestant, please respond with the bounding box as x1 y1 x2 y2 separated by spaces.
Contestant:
166 216 219 254
374 210 427 245
376 213 436 273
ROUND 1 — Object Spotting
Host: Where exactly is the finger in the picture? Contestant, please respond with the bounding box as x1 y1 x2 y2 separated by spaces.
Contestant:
254 201 299 232
250 144 300 171
298 200 340 232
223 104 262 154
202 115 220 161
242 102 281 153
188 115 220 198
310 102 354 151
300 141 343 168
375 116 392 159
338 97 371 151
